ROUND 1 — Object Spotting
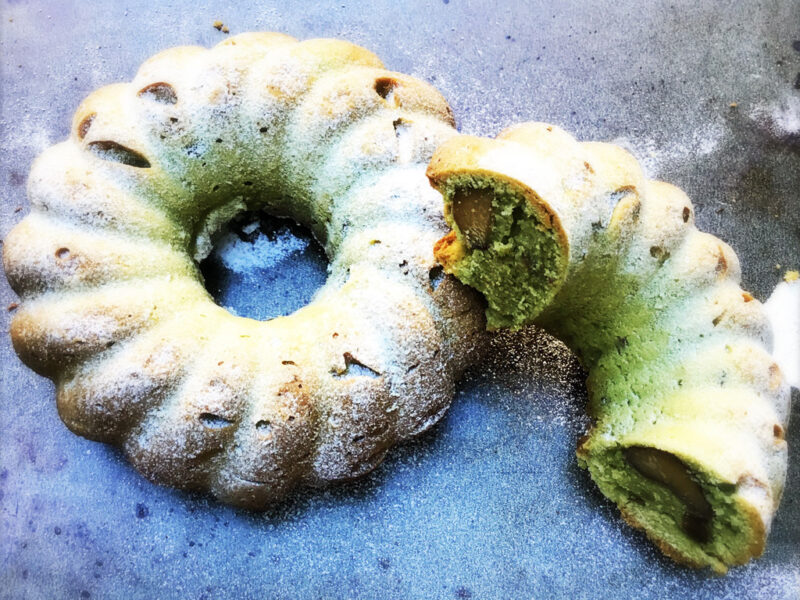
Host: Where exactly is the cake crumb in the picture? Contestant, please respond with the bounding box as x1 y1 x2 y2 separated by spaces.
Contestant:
8 302 19 312
222 26 230 34
784 270 799 283
729 102 738 108
213 20 224 31
14 206 22 213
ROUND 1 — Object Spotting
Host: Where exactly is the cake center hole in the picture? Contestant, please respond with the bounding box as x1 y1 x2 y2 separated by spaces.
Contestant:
200 212 328 321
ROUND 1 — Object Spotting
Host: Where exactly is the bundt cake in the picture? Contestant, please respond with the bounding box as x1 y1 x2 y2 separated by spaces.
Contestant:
2 32 487 508
428 122 791 573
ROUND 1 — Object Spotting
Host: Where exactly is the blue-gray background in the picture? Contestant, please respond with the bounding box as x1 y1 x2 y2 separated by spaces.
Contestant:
1 1 799 599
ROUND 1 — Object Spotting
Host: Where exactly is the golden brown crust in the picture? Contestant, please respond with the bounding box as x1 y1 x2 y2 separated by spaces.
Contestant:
425 135 497 187
432 230 464 271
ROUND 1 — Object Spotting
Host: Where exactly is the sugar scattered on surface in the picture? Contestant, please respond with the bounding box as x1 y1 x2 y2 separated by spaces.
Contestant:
750 95 800 138
764 279 800 389
612 122 725 178
5 116 54 156
485 326 590 433
215 225 309 274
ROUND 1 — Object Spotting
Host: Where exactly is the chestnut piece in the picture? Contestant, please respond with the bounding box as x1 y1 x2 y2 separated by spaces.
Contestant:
452 187 493 250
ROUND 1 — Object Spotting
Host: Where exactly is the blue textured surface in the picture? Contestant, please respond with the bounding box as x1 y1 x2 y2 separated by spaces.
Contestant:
200 215 329 321
1 1 799 599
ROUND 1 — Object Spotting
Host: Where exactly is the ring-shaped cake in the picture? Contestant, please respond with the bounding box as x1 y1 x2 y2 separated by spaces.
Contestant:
2 32 486 508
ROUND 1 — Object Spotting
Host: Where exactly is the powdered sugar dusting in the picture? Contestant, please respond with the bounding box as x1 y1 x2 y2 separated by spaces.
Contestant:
6 117 54 156
216 224 309 274
612 122 725 178
750 95 800 138
487 326 589 433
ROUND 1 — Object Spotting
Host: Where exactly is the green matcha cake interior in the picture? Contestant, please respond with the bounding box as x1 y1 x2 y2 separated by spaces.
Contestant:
440 176 568 330
584 446 759 571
